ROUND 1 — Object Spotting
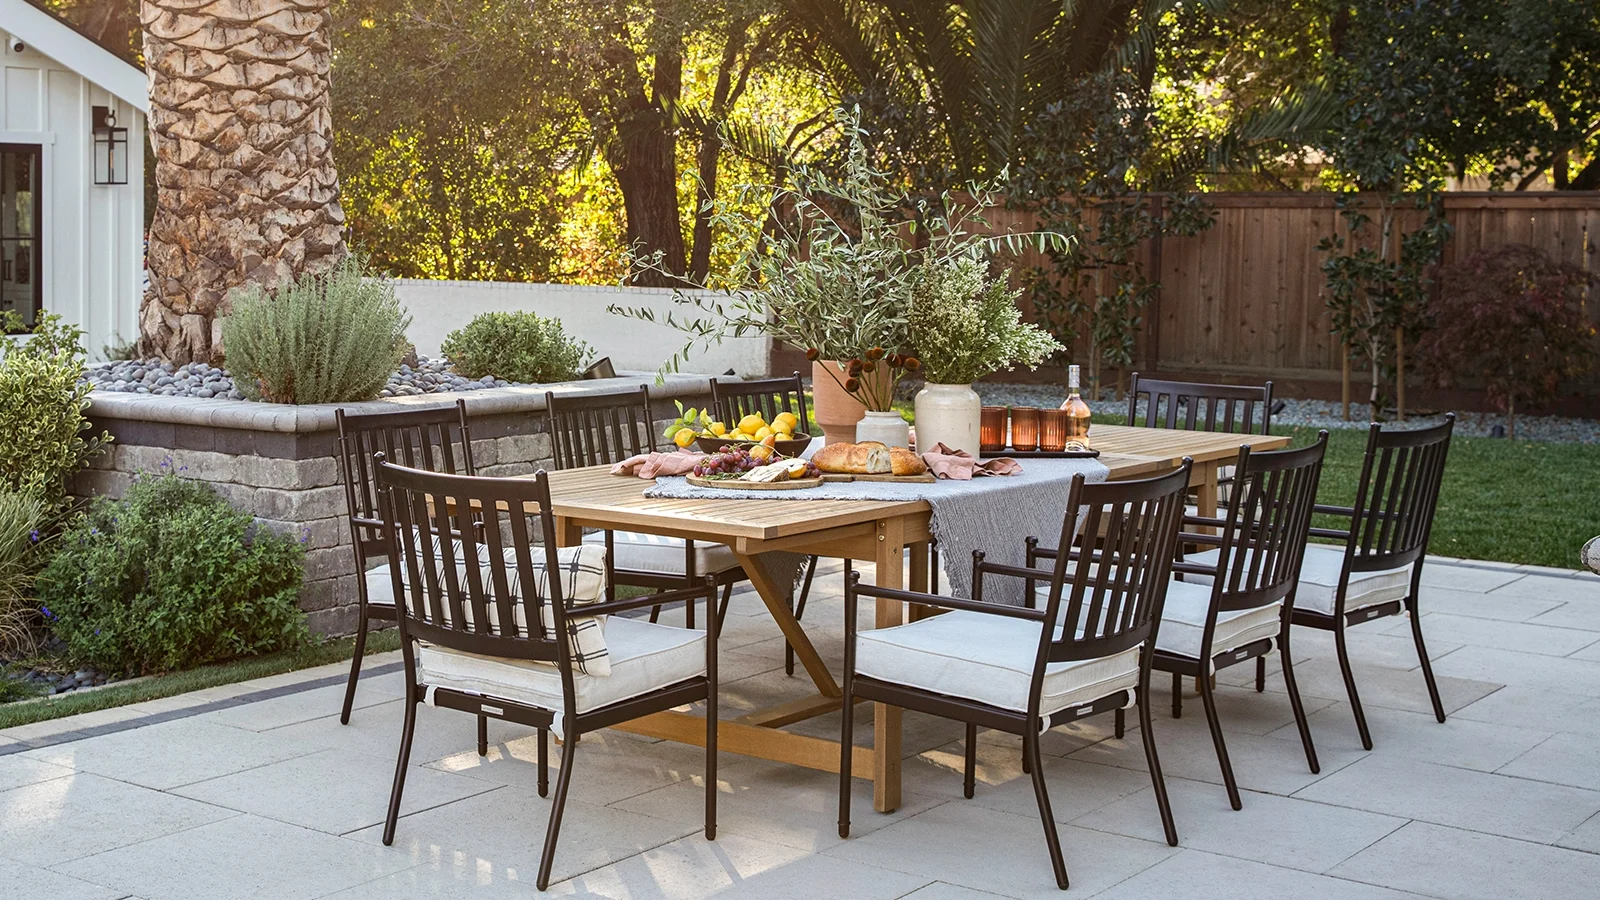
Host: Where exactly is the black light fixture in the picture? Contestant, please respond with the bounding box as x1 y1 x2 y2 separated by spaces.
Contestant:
91 105 128 185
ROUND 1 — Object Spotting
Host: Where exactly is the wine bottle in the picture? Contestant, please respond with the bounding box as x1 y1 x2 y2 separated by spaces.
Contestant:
1060 364 1092 449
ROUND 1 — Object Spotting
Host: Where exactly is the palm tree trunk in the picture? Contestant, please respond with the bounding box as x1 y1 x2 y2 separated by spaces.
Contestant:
138 0 347 365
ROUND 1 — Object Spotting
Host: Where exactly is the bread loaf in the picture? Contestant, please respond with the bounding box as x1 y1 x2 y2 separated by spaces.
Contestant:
890 447 928 477
812 441 893 474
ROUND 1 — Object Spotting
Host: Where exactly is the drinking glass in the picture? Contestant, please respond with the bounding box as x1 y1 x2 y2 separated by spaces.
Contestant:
1009 407 1040 452
980 406 1008 452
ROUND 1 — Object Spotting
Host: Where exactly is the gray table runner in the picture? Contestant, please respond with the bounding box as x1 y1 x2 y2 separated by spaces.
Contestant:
644 458 1110 605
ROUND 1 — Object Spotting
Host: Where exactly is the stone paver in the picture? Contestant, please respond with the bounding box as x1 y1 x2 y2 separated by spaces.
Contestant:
0 560 1596 898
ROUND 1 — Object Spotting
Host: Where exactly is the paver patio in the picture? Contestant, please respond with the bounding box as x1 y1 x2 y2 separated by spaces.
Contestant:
1 558 1596 899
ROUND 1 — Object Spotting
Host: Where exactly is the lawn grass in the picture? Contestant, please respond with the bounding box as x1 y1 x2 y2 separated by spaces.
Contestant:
0 629 401 731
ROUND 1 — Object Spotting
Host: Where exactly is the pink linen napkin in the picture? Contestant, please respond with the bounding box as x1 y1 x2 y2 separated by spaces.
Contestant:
920 443 1023 480
611 450 705 478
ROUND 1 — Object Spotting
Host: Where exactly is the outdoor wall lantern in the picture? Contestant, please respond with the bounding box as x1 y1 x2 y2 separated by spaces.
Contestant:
91 105 128 185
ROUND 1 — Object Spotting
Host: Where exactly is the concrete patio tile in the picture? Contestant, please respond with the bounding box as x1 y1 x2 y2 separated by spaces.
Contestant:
1282 626 1462 671
172 747 500 835
0 704 146 744
0 773 236 866
1571 640 1600 661
0 857 125 900
896 884 1012 900
1381 612 1600 657
613 756 944 852
1067 712 1363 798
824 800 1178 899
905 742 1154 823
1420 566 1527 593
431 728 714 807
1529 600 1600 633
563 831 931 899
271 698 525 770
1264 701 1554 772
1497 731 1600 791
203 671 406 732
56 814 414 900
1072 778 1406 874
1154 680 1339 737
1330 821 1600 900
1453 686 1600 738
1556 812 1600 855
0 753 74 792
1488 574 1600 604
1293 756 1600 844
21 717 330 790
317 863 563 899
1091 849 1430 900
1432 645 1600 697
1241 652 1501 716
1412 586 1565 623
348 784 699 890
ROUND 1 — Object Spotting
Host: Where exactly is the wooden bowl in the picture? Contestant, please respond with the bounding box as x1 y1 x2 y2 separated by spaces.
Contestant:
695 434 816 458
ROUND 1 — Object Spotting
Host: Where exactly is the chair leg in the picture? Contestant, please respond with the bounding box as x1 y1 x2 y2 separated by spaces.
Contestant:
963 723 977 799
1114 707 1126 739
1171 671 1183 719
649 604 662 624
1025 729 1069 890
1255 656 1266 693
930 540 941 594
1333 621 1375 751
716 581 733 631
340 615 369 726
477 715 488 757
787 556 818 677
381 694 419 846
706 589 719 841
1197 663 1242 811
537 726 549 797
1278 629 1321 775
1137 684 1180 847
1408 600 1447 723
536 734 578 891
838 686 855 839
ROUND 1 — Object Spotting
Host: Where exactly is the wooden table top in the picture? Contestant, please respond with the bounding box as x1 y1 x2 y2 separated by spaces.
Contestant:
542 425 1291 545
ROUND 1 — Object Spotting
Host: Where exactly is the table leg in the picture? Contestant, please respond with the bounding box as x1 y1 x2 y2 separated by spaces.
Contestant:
874 519 905 813
732 552 841 698
554 517 582 548
1195 462 1219 523
908 540 933 622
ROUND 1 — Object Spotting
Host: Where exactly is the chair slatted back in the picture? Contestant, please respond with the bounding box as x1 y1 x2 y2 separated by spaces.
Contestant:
710 373 809 430
336 400 475 571
1037 462 1191 668
544 386 656 469
1127 374 1274 435
1208 434 1328 612
1346 416 1455 573
375 459 566 667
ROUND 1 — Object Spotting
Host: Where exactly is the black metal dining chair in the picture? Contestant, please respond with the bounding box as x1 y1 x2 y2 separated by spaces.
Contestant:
1126 374 1275 436
1292 415 1456 750
373 458 718 890
1152 433 1329 809
838 462 1193 891
544 385 748 627
334 399 475 725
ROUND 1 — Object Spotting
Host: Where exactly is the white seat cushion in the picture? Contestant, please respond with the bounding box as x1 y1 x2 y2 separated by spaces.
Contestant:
417 616 705 738
584 530 741 577
1155 578 1282 660
855 610 1141 727
1183 545 1412 617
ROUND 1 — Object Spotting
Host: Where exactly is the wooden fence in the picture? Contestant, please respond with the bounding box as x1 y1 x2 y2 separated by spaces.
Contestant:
987 191 1600 410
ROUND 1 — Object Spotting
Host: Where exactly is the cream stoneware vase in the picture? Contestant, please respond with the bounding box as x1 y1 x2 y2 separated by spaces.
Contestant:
913 382 981 456
854 410 911 448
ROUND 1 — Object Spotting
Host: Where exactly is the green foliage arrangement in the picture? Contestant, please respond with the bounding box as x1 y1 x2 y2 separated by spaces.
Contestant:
908 258 1064 385
0 489 45 655
223 255 411 404
37 471 308 675
0 312 111 513
441 311 592 383
1416 245 1599 436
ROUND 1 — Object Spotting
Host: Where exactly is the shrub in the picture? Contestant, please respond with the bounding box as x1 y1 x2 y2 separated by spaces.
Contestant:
0 489 45 655
0 312 110 512
909 257 1064 384
1416 244 1599 434
37 471 308 675
223 255 411 404
441 311 592 383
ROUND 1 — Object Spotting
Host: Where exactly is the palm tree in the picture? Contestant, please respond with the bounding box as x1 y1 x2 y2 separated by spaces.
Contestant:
137 0 347 365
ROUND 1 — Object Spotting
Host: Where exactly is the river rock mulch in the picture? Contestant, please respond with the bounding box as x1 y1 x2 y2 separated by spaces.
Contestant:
1 637 112 703
84 356 514 400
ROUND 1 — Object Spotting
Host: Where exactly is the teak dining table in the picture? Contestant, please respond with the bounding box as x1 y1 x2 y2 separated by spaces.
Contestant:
537 424 1290 813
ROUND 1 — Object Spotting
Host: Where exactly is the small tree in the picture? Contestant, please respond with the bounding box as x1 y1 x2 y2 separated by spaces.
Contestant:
1416 244 1598 436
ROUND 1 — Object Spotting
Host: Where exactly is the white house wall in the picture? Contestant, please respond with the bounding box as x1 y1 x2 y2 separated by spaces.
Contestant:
1 32 143 360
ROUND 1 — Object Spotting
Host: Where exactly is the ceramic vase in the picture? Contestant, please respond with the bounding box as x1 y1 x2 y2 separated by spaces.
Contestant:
812 359 889 445
854 410 911 448
913 382 982 456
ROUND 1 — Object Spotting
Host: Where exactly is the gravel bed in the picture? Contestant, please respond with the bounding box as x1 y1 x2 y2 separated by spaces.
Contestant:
969 383 1599 444
84 356 513 400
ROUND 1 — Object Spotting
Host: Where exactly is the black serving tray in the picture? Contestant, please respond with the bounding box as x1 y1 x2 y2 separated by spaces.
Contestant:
981 447 1100 459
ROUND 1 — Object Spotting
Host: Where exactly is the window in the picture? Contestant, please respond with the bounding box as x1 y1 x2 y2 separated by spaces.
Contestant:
1 144 42 332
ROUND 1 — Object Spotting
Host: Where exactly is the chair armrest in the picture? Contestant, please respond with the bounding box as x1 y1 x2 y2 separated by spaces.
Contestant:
578 579 715 618
1182 514 1227 529
1313 504 1356 517
1308 527 1352 540
1172 560 1220 577
1177 531 1226 547
851 581 1048 622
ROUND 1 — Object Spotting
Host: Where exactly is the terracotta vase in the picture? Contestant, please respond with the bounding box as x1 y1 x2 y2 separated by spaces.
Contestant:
812 359 888 445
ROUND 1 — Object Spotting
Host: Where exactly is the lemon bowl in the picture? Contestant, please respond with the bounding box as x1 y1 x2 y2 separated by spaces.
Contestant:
694 434 816 458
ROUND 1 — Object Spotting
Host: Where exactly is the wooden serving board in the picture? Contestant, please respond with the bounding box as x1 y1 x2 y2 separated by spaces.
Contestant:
820 472 938 484
685 474 825 491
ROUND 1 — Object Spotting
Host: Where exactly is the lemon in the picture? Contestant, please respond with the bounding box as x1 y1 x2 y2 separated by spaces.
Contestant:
673 429 697 449
738 414 766 433
772 419 795 436
753 426 774 441
774 411 799 429
709 422 728 436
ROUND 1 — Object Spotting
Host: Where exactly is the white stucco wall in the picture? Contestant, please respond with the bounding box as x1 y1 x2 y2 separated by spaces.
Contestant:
393 279 774 378
0 25 144 360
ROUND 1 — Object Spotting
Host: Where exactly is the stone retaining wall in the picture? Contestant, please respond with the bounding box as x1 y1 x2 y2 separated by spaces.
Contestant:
71 374 723 635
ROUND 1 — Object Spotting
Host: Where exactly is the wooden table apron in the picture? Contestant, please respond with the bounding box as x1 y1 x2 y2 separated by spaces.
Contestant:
532 425 1289 815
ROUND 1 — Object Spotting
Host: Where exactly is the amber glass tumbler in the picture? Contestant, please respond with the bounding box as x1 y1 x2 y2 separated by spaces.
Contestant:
980 407 1008 452
1010 407 1040 452
1038 409 1069 452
